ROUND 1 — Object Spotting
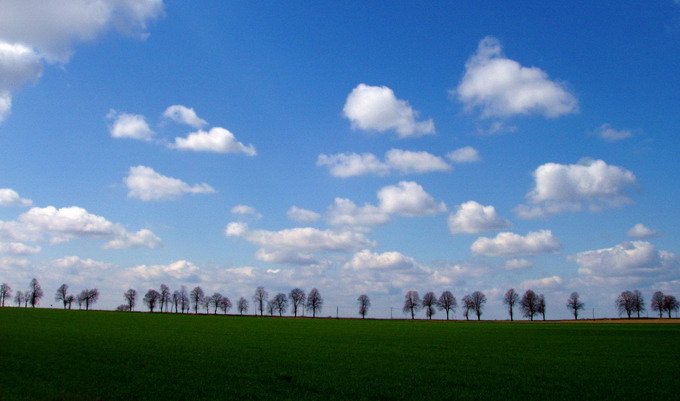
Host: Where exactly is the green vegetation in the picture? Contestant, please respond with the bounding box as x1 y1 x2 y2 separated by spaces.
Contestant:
1 308 678 400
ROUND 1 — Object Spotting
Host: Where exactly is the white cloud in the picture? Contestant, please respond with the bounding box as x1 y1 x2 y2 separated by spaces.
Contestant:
455 36 578 118
448 201 511 234
344 249 418 271
317 152 389 178
124 166 215 201
52 255 112 271
471 230 561 258
0 242 41 255
125 260 200 282
255 249 318 266
343 83 435 138
163 105 207 128
447 146 481 163
287 206 320 223
521 275 563 290
326 198 390 228
504 258 532 270
377 181 447 217
107 111 155 141
0 188 32 207
0 42 42 122
627 223 657 239
0 205 161 249
385 149 451 174
593 123 632 142
172 127 256 156
516 159 637 219
225 222 248 237
0 91 11 122
230 204 261 219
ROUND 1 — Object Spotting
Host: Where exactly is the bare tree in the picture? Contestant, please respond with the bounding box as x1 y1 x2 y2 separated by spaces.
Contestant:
503 289 519 321
306 288 323 318
203 295 212 314
462 295 474 321
210 293 223 314
144 289 161 312
14 290 24 307
76 292 85 309
28 278 43 308
124 289 137 312
357 294 370 318
651 291 665 318
82 288 99 310
520 290 539 321
266 299 275 316
471 291 486 321
272 293 288 317
172 290 181 313
219 296 232 314
190 286 204 314
115 304 131 311
65 294 75 309
631 290 645 318
662 295 678 318
436 291 456 320
237 297 248 315
288 288 306 317
159 284 171 313
616 290 635 318
253 286 268 316
566 292 584 320
55 284 69 309
179 285 189 313
537 294 546 320
1 283 12 307
422 292 437 320
403 291 421 320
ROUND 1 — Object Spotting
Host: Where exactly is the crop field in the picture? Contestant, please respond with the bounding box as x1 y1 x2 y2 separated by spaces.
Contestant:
1 309 678 400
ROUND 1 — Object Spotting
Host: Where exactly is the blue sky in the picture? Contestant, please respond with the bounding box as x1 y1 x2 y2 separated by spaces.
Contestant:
1 0 679 319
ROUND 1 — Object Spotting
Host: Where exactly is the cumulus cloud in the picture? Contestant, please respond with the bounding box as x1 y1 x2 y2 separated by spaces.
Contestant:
377 181 447 217
326 198 390 228
107 110 155 141
230 205 261 220
287 206 320 223
317 152 389 178
448 201 511 234
124 165 215 201
172 127 256 156
343 83 435 138
52 255 112 271
163 105 207 128
593 123 632 142
255 249 318 266
504 258 532 270
125 260 200 282
0 242 41 255
447 146 481 163
0 205 161 249
627 223 657 239
455 36 578 118
344 249 419 271
0 188 32 207
521 275 563 290
516 159 637 219
471 230 561 258
0 42 42 122
384 149 451 174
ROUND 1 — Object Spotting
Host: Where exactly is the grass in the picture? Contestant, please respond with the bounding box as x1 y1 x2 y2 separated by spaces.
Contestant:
1 308 678 400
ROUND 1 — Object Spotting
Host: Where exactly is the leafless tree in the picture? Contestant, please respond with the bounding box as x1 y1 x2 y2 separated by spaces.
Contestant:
115 304 131 311
219 296 232 314
76 292 85 309
503 289 519 321
144 289 161 312
520 290 539 321
1 283 12 307
616 290 635 318
288 288 306 317
65 294 75 309
203 295 212 314
28 278 43 308
14 290 24 307
631 290 645 318
403 290 421 320
537 294 546 320
55 284 69 309
462 295 474 321
306 288 323 318
266 299 275 316
651 291 665 318
172 290 181 313
82 288 99 310
662 295 678 318
179 286 189 313
471 291 486 321
436 291 456 320
210 293 223 314
191 286 204 314
357 294 370 318
237 297 248 315
272 293 288 316
253 286 268 316
159 284 171 313
566 292 584 320
124 289 137 312
422 292 437 320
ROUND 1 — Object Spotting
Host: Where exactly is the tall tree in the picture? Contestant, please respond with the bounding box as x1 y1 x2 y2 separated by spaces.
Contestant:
144 289 161 312
403 291 421 320
124 289 137 312
237 297 248 315
520 290 539 321
357 294 370 318
203 295 212 314
28 278 43 308
219 296 232 314
651 291 665 318
422 292 437 320
159 284 171 313
462 295 474 321
179 286 189 313
631 290 645 318
190 286 204 314
210 293 223 314
662 295 679 318
306 288 323 318
82 288 99 310
55 284 69 309
253 286 268 316
566 292 584 320
288 288 306 317
266 299 275 316
437 291 456 321
471 291 486 321
272 293 288 317
65 294 75 309
1 283 12 307
14 290 24 307
76 292 85 310
616 290 635 318
537 294 546 321
172 290 181 313
503 288 519 321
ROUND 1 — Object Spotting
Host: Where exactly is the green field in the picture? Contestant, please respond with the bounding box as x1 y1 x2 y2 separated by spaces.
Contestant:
1 308 678 400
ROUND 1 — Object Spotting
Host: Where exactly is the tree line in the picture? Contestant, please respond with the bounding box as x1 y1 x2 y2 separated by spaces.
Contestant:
1 279 679 320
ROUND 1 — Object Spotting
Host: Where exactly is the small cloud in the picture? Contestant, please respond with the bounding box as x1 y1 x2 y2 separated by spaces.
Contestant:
231 204 262 219
107 110 155 141
448 201 510 234
627 223 657 239
287 206 320 223
124 166 215 201
504 258 532 270
446 147 481 163
0 188 32 207
377 181 447 217
385 149 451 174
317 152 389 178
471 230 561 258
163 105 207 128
172 127 256 156
592 123 632 142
